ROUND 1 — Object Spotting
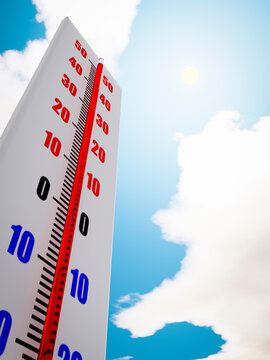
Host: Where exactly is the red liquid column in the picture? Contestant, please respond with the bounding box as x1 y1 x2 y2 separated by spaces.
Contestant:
38 59 104 360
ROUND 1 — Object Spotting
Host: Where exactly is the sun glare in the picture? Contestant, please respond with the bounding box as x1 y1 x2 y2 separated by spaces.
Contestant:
181 67 199 85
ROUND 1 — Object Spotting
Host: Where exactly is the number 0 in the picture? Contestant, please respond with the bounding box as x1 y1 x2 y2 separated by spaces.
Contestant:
79 212 89 236
37 176 50 201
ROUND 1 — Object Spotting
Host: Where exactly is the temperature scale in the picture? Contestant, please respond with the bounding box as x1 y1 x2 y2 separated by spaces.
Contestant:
0 17 121 359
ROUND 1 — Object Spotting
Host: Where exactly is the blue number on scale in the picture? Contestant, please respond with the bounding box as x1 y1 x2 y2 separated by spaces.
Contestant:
70 269 89 304
58 344 82 360
7 225 35 264
0 310 12 356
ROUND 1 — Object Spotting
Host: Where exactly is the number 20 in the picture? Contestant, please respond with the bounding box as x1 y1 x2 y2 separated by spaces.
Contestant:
52 98 70 123
58 343 82 360
91 140 105 163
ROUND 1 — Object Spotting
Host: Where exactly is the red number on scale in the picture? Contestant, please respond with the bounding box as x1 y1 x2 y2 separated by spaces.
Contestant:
96 114 109 135
44 131 61 157
99 94 111 111
91 140 105 163
86 173 100 197
103 75 113 93
75 40 87 58
61 74 77 96
69 57 83 76
52 98 70 123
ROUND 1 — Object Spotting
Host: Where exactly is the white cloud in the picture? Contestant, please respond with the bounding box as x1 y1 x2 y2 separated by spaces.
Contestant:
0 39 49 136
0 0 140 135
117 293 142 305
33 0 140 72
113 110 270 359
112 357 133 360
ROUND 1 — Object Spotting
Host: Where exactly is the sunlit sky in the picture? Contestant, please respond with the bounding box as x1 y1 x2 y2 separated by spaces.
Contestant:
1 1 270 359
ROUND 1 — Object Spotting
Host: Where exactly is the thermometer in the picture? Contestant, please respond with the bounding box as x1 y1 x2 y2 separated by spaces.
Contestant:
0 17 121 359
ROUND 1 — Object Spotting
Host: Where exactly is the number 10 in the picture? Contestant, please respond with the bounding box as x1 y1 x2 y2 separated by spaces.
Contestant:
70 269 89 305
7 225 35 264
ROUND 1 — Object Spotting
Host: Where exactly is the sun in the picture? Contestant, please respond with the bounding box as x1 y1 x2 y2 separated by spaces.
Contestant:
181 66 199 85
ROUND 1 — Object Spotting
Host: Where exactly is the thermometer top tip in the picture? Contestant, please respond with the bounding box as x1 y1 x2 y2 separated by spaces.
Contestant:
98 58 104 64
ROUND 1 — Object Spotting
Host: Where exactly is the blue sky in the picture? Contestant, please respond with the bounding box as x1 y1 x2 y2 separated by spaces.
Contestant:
1 1 270 359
